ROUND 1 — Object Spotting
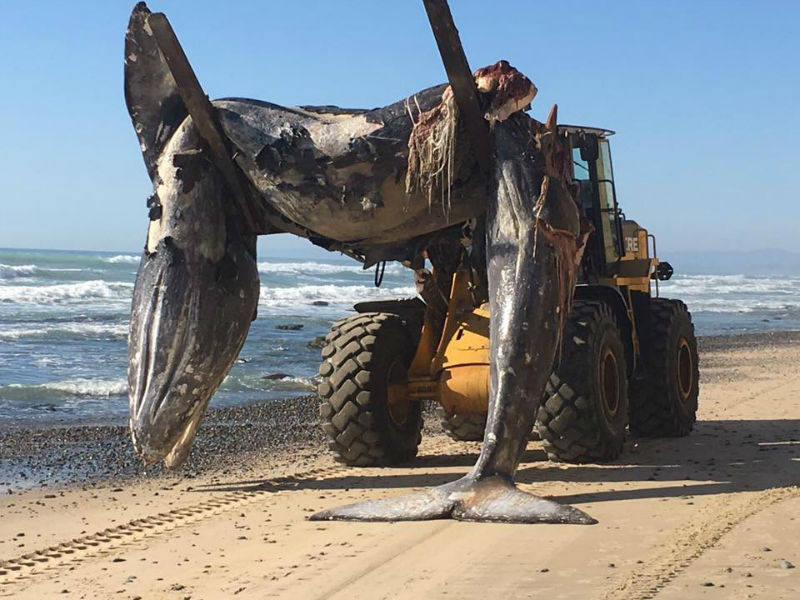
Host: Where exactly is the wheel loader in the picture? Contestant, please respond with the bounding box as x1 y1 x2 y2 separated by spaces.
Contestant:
317 125 699 466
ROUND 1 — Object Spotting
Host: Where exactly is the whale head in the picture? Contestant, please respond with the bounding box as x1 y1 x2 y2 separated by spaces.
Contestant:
128 233 259 467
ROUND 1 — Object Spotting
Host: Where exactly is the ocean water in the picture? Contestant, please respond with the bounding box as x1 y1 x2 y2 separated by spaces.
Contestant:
1 248 798 424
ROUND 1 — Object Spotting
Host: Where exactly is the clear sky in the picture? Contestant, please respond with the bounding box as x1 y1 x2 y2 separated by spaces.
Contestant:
1 1 798 258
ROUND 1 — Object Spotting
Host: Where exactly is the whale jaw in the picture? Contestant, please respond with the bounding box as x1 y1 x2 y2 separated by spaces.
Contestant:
128 236 258 467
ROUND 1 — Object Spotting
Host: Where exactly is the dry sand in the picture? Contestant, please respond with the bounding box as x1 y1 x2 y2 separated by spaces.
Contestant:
1 332 798 599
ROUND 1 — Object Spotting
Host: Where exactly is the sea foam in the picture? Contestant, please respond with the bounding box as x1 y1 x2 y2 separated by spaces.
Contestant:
0 321 129 341
257 284 416 314
0 280 134 304
0 263 38 279
257 261 406 277
660 274 800 313
3 378 128 397
104 254 140 264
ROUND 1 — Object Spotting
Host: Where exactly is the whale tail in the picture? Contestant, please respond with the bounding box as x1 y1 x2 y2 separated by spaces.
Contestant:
309 476 596 524
124 2 188 181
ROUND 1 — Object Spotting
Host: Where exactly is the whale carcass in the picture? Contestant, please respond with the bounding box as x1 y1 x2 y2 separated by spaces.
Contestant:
125 2 594 523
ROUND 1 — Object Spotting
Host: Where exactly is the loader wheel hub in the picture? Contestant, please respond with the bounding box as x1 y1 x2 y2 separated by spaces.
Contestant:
599 347 620 418
677 337 694 402
386 361 411 426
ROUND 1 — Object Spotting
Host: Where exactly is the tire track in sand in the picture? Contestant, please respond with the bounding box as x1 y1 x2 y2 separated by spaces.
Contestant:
0 463 347 586
602 486 800 600
0 436 471 588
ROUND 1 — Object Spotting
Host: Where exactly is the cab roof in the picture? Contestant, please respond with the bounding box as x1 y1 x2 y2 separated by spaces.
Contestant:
558 124 615 138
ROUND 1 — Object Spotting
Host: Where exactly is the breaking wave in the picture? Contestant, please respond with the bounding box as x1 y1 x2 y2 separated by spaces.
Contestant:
0 280 134 304
662 274 800 296
660 274 800 313
42 378 128 396
2 378 128 398
0 263 38 279
258 284 416 314
257 261 407 277
220 374 316 392
104 254 140 264
0 321 129 341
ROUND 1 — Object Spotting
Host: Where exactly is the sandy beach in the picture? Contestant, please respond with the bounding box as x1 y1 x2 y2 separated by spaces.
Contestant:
1 331 798 599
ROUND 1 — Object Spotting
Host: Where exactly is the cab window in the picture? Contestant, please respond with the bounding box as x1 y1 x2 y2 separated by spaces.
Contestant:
572 147 593 212
596 139 620 263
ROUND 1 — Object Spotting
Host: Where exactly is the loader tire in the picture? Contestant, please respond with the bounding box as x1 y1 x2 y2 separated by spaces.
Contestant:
437 408 486 441
535 301 629 463
438 410 539 442
318 312 422 466
629 298 699 437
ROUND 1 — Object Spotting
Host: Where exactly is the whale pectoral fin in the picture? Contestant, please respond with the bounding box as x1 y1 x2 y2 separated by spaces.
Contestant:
125 2 188 181
309 476 595 524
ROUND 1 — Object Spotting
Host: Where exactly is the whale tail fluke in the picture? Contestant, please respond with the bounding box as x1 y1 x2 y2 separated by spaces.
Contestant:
124 2 188 181
308 475 596 524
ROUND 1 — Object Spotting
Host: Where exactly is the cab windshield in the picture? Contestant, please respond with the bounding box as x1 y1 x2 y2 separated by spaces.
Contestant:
570 136 622 268
596 139 620 264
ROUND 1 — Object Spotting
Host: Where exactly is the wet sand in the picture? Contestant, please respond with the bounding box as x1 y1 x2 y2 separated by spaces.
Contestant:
1 331 798 599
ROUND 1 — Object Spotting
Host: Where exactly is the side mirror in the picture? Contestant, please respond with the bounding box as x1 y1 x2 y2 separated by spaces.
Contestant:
580 135 599 162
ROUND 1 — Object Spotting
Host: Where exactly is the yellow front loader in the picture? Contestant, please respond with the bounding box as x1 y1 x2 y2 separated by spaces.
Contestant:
318 126 699 466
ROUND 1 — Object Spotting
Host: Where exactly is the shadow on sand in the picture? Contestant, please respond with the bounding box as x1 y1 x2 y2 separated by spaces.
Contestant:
194 418 800 506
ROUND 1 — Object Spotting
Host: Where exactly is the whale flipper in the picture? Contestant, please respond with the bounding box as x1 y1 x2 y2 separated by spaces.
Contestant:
124 2 188 180
309 476 595 524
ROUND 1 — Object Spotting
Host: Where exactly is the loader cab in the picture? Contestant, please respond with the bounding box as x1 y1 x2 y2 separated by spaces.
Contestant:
559 125 624 279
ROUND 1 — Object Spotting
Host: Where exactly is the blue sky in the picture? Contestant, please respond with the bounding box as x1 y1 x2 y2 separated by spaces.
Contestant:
0 1 798 258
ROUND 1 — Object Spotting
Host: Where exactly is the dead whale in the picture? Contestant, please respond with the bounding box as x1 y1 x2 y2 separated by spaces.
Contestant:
124 2 594 523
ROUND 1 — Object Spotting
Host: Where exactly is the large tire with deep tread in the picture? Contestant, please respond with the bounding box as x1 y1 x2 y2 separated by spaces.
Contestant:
438 409 539 442
629 298 699 437
535 300 629 463
437 408 486 441
318 312 422 466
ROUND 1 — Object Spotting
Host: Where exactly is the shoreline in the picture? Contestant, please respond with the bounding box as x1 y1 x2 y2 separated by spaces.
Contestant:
1 329 798 497
3 328 797 432
0 395 326 496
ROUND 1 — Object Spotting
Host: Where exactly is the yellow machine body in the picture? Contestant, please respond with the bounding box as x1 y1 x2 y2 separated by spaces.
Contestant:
408 269 491 415
403 134 669 418
404 223 662 416
599 220 656 294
